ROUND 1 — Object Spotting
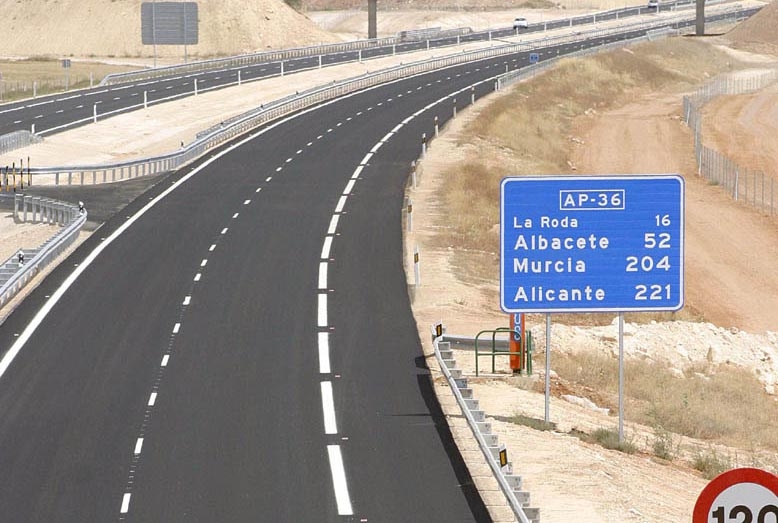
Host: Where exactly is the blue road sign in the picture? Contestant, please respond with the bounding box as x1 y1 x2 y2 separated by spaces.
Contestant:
529 53 540 64
500 175 684 313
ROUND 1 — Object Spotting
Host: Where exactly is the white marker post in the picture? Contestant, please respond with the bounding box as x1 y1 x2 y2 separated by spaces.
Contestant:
421 133 427 158
407 198 413 232
144 91 148 109
194 79 198 96
93 104 97 124
434 116 439 138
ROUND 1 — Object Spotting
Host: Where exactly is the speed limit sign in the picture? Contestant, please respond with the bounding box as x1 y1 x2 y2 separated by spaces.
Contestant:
693 468 778 523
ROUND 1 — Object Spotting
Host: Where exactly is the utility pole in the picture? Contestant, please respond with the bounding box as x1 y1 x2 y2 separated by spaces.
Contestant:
368 0 377 39
696 0 705 36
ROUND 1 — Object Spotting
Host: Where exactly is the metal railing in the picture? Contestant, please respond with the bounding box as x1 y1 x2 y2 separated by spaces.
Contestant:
0 131 42 156
432 326 537 523
0 194 86 310
683 68 778 215
27 14 720 185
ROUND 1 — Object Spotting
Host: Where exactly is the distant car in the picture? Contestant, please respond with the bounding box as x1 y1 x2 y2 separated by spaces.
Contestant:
513 17 529 30
647 0 659 8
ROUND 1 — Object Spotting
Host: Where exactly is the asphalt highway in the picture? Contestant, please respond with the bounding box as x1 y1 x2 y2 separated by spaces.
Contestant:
0 6 761 522
0 1 686 140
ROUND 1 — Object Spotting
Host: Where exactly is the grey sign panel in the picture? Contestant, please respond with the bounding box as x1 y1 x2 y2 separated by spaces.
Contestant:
141 2 199 45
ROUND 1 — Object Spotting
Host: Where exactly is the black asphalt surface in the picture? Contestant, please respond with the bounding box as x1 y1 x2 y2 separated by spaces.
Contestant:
0 0 701 140
0 8 763 522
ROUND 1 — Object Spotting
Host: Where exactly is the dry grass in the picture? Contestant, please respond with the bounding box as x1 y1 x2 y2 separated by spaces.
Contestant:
0 58 138 102
539 349 778 451
428 36 774 463
437 37 746 325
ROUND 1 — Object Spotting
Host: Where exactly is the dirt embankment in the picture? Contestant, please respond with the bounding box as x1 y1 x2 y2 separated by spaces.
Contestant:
0 0 336 59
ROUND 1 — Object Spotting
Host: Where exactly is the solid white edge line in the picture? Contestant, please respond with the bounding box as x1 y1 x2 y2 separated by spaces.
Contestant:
335 195 347 214
318 294 327 328
321 381 338 435
343 180 356 195
120 493 132 514
327 215 339 235
327 445 353 516
318 262 328 290
318 332 331 374
321 237 333 259
0 61 485 382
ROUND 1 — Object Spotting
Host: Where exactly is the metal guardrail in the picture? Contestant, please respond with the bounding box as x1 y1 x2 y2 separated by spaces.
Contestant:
96 0 692 89
98 37 403 87
432 327 537 523
0 131 42 156
0 194 86 311
27 14 717 185
496 6 755 90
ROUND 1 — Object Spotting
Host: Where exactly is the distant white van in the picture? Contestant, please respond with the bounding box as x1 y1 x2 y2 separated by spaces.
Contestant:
647 0 659 8
513 17 529 29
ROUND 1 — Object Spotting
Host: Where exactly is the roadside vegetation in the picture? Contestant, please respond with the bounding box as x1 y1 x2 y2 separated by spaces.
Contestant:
431 36 778 471
0 58 138 103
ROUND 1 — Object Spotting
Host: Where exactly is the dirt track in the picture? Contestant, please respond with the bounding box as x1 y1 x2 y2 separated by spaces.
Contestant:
572 91 778 333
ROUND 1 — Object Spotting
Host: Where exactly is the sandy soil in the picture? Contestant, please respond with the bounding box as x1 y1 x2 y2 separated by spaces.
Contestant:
1 3 778 522
405 42 778 523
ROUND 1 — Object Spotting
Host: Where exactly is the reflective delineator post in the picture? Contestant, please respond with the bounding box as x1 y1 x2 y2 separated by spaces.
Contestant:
194 79 198 96
413 246 420 287
453 98 457 118
411 160 417 189
471 86 475 105
407 198 413 232
93 104 97 124
421 133 427 158
434 116 439 137
238 70 242 86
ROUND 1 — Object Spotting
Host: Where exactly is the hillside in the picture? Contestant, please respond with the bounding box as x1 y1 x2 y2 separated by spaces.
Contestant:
0 0 337 59
726 0 778 54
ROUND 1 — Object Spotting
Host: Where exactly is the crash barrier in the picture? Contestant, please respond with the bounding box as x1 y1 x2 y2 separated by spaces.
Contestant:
432 324 540 523
27 13 725 185
496 6 756 90
97 0 713 89
683 68 778 216
0 131 42 156
0 194 86 310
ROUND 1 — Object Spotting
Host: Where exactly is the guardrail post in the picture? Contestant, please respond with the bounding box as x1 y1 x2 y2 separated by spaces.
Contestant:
359 49 363 63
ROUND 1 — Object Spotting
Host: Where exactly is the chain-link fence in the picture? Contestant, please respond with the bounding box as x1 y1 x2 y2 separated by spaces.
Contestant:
683 69 778 216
